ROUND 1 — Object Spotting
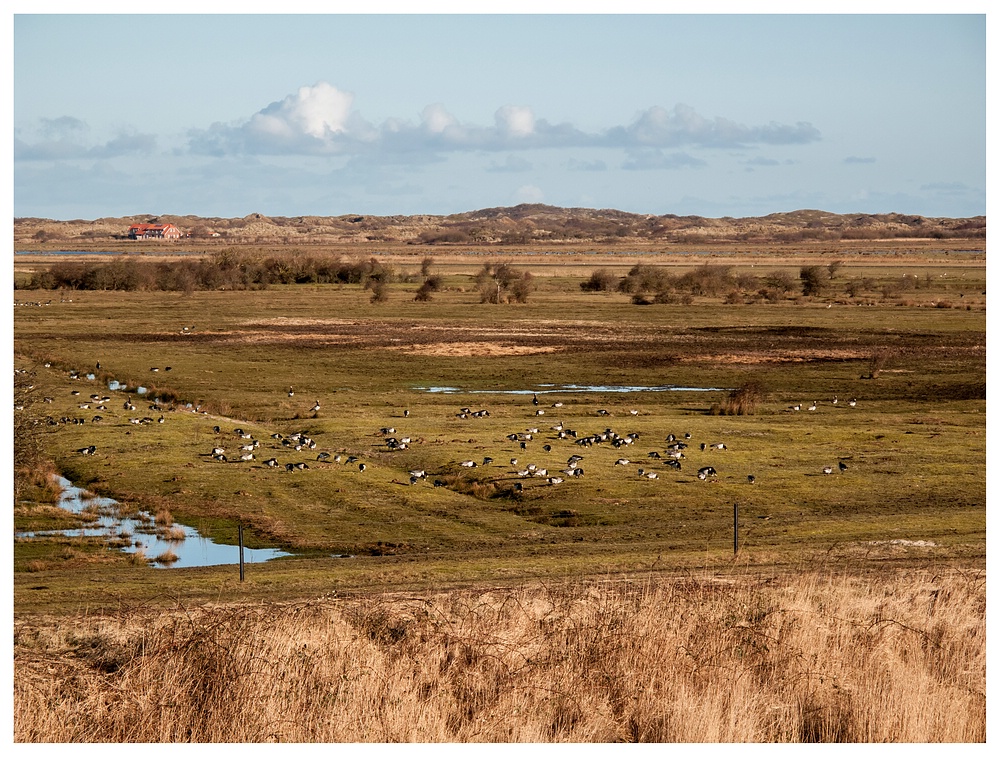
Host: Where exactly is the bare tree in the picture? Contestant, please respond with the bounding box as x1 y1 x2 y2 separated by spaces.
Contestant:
475 261 534 303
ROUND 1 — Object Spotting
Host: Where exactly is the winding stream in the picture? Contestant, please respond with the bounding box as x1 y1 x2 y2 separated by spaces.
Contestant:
18 476 291 569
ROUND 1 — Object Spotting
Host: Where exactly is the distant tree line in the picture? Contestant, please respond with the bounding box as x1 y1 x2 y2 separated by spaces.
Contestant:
582 262 853 303
17 251 399 293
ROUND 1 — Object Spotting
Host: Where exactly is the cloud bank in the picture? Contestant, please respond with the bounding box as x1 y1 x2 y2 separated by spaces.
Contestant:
181 81 821 158
15 81 822 165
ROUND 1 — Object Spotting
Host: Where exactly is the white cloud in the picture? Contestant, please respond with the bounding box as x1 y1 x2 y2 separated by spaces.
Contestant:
421 104 458 134
254 82 354 139
182 82 822 158
513 185 544 204
495 105 535 137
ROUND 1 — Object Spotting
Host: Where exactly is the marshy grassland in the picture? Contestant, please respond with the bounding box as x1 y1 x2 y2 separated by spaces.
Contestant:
12 245 986 742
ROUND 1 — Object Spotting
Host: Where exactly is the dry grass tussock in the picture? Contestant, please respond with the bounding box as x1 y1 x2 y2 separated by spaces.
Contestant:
14 567 984 743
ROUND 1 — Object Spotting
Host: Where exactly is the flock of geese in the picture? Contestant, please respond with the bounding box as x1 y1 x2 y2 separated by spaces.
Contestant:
40 363 855 493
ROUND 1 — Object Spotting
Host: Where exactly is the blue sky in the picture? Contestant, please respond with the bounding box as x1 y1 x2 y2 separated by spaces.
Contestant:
9 4 989 220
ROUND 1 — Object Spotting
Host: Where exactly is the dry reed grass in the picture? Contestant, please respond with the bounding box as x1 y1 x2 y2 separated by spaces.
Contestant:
13 566 984 743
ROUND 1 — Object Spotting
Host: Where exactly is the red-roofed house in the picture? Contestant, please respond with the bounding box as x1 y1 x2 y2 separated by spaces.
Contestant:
127 223 183 240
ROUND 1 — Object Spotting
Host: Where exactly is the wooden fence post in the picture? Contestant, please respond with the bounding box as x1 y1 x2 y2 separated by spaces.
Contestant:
733 502 739 555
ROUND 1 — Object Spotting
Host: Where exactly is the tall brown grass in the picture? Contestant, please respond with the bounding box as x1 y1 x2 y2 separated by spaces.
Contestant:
13 566 985 742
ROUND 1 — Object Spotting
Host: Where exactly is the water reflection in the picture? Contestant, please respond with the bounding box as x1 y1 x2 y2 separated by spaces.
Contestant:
18 476 291 569
416 384 725 394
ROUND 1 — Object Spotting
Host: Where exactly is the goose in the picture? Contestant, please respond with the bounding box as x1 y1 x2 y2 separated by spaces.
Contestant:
265 458 279 467
212 447 225 457
240 453 254 462
358 463 367 472
460 460 477 468
311 401 321 413
839 461 848 473
532 393 539 406
76 445 97 455
808 402 817 411
547 477 564 485
288 388 295 397
822 466 834 475
316 452 331 461
697 466 717 480
848 398 857 407
615 458 631 466
747 475 756 484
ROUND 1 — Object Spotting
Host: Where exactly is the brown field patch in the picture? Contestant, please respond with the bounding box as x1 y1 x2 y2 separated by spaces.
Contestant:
386 341 560 357
675 348 871 364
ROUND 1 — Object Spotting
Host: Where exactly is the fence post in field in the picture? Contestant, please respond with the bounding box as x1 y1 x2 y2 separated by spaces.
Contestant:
239 523 245 582
733 502 739 555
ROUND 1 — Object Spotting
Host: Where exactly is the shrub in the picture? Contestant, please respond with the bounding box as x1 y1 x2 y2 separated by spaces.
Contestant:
800 266 826 296
716 381 767 415
475 261 534 304
580 268 618 292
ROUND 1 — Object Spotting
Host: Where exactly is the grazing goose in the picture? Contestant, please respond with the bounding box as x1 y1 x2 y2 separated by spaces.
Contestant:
839 461 848 473
747 475 756 484
697 466 717 481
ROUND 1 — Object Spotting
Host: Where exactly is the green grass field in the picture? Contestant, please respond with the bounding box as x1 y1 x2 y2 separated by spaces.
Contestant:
13 253 986 612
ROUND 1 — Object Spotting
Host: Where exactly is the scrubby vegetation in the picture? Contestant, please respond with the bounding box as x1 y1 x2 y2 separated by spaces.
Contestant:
18 251 399 292
13 569 985 742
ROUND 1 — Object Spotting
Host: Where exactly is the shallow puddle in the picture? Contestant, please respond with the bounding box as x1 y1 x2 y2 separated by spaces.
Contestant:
18 476 292 569
416 384 724 394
